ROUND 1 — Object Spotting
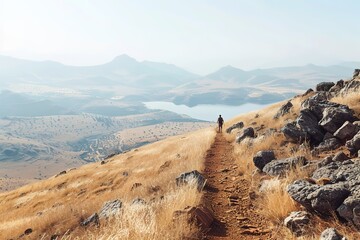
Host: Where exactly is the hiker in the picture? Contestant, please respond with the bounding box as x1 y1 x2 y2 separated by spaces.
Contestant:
217 115 224 133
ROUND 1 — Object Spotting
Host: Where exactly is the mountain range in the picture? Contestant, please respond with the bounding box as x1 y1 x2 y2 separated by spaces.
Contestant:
0 54 358 113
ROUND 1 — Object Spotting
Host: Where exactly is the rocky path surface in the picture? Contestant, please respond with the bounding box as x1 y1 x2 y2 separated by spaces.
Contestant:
203 133 271 240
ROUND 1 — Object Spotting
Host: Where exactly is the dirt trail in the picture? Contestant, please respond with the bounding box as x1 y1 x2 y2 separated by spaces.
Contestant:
203 133 272 240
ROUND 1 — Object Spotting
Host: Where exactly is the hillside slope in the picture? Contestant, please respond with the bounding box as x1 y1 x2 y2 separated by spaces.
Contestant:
0 70 360 240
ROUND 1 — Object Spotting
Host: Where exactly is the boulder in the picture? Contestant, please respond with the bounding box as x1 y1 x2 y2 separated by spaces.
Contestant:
320 228 346 240
176 170 206 191
283 211 310 237
334 121 359 141
297 109 324 143
301 92 333 120
307 184 350 216
173 205 214 229
235 127 255 143
316 82 335 92
287 180 350 216
337 195 360 229
253 150 276 171
312 138 341 153
99 199 123 218
287 180 320 210
319 106 357 134
262 156 307 176
345 132 360 155
281 122 307 143
273 101 293 119
81 213 100 227
226 121 244 133
340 79 360 95
323 132 334 141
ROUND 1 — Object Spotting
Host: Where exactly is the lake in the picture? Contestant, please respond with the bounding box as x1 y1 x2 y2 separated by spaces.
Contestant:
144 101 268 122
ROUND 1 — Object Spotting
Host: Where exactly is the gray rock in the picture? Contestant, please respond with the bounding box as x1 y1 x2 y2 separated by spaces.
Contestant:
301 92 334 120
297 109 324 143
337 196 360 229
274 101 293 119
81 213 100 227
281 122 307 143
263 156 307 176
332 152 349 162
226 121 244 133
316 82 335 92
99 199 123 218
334 121 359 141
339 79 360 95
320 228 346 240
319 106 357 134
345 132 360 155
287 180 320 210
236 127 255 143
253 150 276 171
312 138 341 153
317 156 334 168
323 132 334 141
284 211 310 237
308 184 350 216
302 88 314 96
176 170 206 191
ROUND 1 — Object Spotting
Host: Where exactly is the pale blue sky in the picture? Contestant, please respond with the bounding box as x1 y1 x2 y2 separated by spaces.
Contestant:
0 0 359 74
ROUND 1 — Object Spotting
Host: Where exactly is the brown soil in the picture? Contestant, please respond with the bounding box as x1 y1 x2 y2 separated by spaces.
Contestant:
202 133 272 239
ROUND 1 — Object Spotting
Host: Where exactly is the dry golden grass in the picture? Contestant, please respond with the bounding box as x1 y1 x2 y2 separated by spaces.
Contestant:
223 89 360 239
0 128 216 239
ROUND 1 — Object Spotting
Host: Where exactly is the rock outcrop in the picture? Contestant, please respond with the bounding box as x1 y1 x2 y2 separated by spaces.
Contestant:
273 101 293 119
262 156 307 176
284 211 310 237
236 127 255 143
226 121 244 133
253 150 276 171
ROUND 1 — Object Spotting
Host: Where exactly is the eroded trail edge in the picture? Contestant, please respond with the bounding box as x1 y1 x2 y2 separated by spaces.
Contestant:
203 133 271 240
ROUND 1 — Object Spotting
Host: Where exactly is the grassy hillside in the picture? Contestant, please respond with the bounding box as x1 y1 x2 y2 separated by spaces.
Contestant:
1 75 359 239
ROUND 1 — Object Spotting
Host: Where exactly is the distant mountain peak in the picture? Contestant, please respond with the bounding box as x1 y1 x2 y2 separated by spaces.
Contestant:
110 54 138 63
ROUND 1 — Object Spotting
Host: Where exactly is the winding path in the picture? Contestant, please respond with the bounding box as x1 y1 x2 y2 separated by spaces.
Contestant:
203 133 272 239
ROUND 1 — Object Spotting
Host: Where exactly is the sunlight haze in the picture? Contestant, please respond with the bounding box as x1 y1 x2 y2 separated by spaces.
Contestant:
0 0 359 74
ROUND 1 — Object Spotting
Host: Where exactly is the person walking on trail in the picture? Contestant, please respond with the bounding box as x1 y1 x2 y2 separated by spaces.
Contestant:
217 115 224 133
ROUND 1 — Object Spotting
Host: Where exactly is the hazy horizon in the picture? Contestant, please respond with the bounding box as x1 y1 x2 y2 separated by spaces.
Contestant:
1 0 360 75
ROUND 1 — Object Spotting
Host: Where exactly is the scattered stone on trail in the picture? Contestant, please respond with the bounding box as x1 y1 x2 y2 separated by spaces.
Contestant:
281 122 307 143
226 121 244 133
55 170 66 177
320 228 347 240
99 199 123 218
81 213 100 227
345 132 360 156
173 205 214 230
176 170 206 191
253 150 276 171
316 82 335 92
283 211 310 237
273 101 293 119
312 138 341 154
319 106 358 134
297 109 325 143
262 156 307 176
122 171 129 176
235 127 255 143
131 182 142 190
